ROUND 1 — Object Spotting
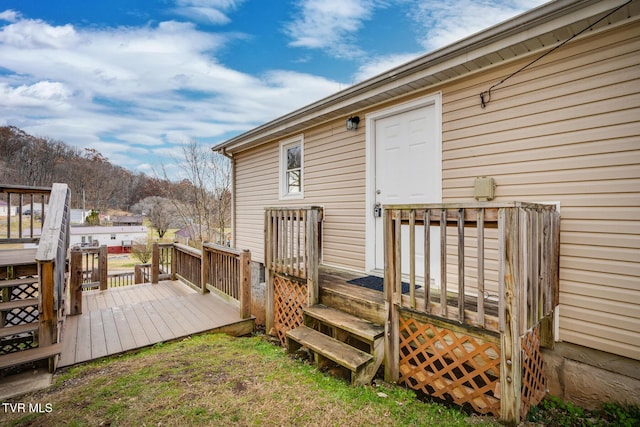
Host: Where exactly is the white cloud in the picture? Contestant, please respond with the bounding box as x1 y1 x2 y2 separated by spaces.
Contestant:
172 0 246 25
1 81 73 110
408 0 548 51
0 18 78 48
286 0 381 58
0 9 20 23
0 11 344 176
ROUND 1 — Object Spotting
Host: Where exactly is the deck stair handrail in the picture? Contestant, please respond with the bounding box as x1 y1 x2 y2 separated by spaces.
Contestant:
383 201 560 424
35 183 71 365
264 206 323 343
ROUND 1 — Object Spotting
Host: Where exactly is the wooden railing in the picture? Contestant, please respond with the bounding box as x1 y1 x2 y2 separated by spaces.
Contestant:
383 202 560 423
202 243 251 319
383 202 559 332
71 246 108 289
134 263 152 284
150 242 251 319
171 243 201 287
108 271 135 288
0 184 51 243
68 240 252 321
35 183 71 353
264 207 323 342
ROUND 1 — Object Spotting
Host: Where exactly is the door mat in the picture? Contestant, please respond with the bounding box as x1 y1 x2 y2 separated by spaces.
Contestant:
347 275 419 295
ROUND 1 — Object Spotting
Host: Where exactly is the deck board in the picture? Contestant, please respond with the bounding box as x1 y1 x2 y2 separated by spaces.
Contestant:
0 248 37 267
59 280 254 367
122 303 151 349
111 306 136 351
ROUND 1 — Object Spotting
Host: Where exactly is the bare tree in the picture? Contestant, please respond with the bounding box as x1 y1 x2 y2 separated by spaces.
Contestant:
131 196 178 239
131 239 153 264
163 140 231 248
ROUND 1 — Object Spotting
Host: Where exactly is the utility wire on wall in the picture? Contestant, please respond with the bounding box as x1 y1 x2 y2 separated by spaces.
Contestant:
480 0 632 109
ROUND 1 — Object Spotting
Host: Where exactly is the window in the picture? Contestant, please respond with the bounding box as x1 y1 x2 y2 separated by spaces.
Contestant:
280 135 304 199
110 234 116 240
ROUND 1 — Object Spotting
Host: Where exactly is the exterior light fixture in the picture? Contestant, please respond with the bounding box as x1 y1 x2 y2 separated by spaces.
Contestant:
346 116 360 131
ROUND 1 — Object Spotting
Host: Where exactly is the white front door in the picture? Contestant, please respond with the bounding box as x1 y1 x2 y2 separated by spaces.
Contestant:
368 94 442 284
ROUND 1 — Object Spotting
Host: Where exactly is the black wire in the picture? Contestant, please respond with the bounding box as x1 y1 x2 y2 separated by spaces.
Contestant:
480 0 632 108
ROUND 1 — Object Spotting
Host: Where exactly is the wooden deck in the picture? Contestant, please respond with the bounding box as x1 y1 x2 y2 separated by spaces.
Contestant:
59 280 254 367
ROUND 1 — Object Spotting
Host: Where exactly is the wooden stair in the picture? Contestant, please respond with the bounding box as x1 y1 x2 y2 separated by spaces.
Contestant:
286 304 384 386
0 343 62 370
0 254 59 372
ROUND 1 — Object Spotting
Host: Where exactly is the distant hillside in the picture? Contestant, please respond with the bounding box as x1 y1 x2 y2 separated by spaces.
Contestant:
0 126 176 211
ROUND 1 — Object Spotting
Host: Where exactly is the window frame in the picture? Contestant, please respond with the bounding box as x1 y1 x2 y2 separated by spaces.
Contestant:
279 134 304 200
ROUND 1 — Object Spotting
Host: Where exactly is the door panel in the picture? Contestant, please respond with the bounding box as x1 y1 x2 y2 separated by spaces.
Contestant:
373 102 441 285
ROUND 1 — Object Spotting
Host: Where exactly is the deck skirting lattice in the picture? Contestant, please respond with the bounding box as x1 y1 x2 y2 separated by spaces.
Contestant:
1 282 39 355
398 311 501 416
520 325 547 419
273 274 307 346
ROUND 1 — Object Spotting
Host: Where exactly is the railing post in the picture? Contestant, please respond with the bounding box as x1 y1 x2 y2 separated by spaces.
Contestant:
99 245 108 290
151 242 159 284
239 249 252 319
499 207 523 424
38 261 56 347
171 242 177 280
384 208 400 383
305 208 319 306
201 244 210 294
134 265 143 284
69 249 83 315
265 209 275 335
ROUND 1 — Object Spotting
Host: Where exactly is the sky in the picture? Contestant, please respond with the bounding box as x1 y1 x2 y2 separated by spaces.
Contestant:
0 0 547 180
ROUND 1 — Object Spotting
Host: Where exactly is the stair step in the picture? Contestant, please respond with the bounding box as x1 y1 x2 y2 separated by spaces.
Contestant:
0 298 38 311
0 323 38 339
286 325 372 372
0 277 39 289
0 343 62 370
304 304 384 343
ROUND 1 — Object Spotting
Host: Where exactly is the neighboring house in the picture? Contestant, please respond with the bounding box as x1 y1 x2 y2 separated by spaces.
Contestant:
70 209 90 225
70 225 148 254
213 0 639 409
0 200 16 217
111 215 143 226
174 227 194 246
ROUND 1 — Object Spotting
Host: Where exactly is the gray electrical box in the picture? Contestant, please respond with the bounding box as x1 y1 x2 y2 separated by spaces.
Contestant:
474 177 495 201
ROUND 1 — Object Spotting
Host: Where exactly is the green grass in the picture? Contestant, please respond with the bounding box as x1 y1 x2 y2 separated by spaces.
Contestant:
4 333 636 426
2 334 500 427
527 395 640 427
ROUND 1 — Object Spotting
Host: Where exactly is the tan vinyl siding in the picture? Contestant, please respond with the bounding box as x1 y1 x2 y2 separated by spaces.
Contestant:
234 123 366 271
439 22 640 360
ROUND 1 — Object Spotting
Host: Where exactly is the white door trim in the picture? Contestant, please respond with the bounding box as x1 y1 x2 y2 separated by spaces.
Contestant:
364 93 443 273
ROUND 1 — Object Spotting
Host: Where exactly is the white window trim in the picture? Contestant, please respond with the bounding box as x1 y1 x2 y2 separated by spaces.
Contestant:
279 134 304 200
